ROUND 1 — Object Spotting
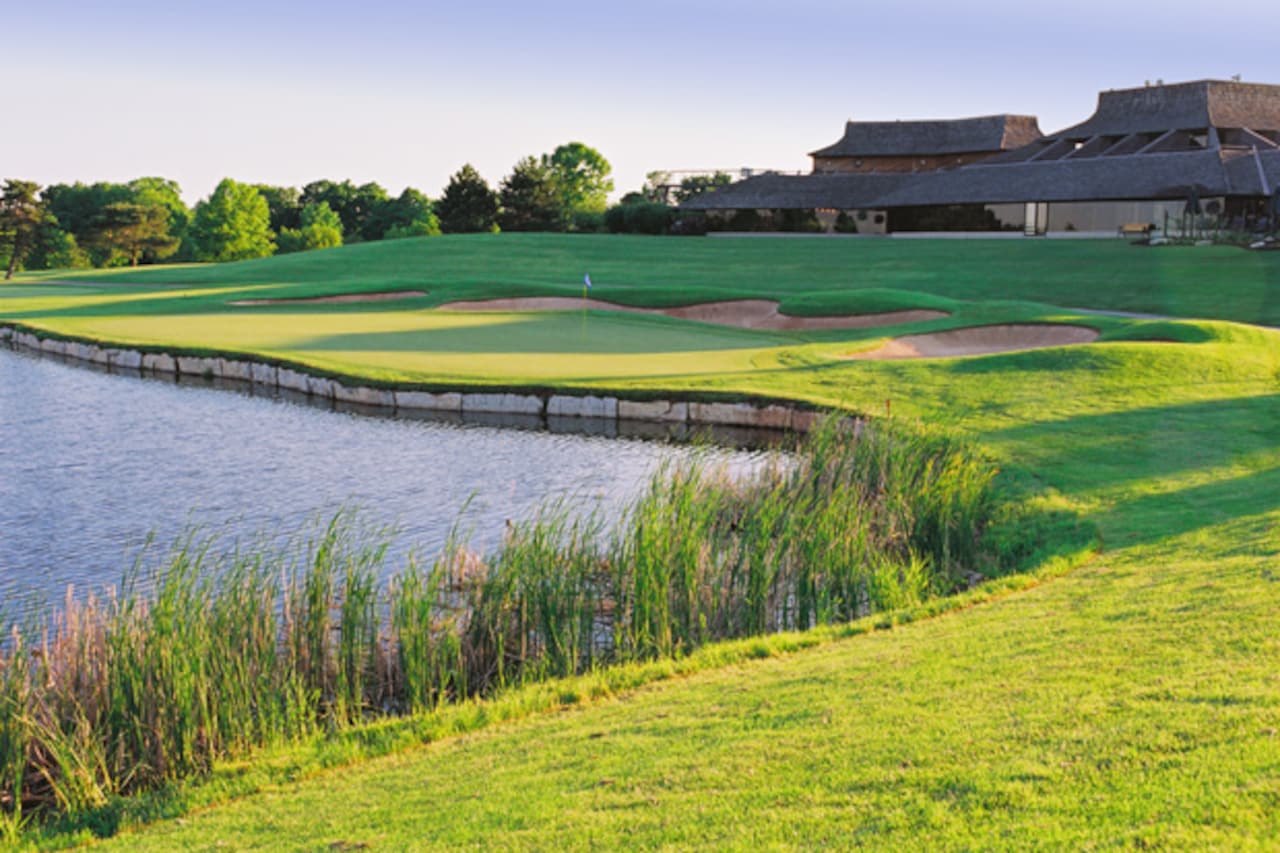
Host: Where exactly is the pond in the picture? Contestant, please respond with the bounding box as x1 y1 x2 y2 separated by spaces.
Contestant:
0 348 774 616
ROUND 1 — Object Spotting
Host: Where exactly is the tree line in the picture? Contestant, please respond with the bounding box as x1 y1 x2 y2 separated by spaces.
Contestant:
1 148 735 277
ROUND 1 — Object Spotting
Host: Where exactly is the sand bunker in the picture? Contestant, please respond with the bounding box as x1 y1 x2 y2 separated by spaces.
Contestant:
846 323 1099 360
437 297 946 331
231 290 428 306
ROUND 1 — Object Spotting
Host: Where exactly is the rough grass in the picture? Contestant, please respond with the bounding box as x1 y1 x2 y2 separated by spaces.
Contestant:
75 324 1280 851
3 419 1032 842
4 235 1280 848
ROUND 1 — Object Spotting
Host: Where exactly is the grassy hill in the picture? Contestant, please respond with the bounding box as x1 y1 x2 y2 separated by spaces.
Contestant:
4 235 1280 849
19 232 1280 324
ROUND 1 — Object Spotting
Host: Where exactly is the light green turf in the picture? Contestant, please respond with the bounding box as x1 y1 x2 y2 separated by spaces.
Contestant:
5 235 1280 849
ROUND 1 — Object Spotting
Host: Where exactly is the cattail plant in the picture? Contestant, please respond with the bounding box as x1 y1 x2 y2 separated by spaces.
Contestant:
0 414 1003 827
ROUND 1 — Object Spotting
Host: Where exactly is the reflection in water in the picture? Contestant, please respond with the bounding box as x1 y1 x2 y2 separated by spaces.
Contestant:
0 348 775 615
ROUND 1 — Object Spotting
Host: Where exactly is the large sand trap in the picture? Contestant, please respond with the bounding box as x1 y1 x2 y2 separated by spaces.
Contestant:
231 290 428 306
437 297 946 331
846 323 1099 360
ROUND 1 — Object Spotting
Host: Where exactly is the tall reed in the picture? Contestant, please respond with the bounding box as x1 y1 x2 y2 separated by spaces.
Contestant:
0 415 1003 825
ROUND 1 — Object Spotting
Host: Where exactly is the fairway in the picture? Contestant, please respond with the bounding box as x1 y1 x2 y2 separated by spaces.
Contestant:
22 232 1280 325
4 234 1280 849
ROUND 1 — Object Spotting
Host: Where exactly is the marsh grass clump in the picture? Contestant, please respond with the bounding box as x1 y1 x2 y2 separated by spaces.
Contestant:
607 417 996 659
0 415 1005 824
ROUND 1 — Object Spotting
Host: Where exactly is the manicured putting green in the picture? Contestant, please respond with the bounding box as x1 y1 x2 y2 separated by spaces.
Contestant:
35 308 802 382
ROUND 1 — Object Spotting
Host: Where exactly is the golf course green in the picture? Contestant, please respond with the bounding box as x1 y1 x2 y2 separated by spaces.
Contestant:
3 233 1280 849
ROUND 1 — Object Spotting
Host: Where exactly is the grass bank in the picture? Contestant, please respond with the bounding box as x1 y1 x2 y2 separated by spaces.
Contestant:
3 235 1280 848
3 418 1059 844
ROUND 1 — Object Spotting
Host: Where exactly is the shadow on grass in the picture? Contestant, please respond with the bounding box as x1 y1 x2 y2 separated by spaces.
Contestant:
988 393 1280 546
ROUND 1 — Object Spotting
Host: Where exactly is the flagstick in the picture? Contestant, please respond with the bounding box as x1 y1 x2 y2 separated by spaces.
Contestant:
581 284 587 344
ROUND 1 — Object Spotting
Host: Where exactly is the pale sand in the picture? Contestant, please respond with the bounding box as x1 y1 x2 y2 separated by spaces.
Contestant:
231 290 429 306
845 323 1100 360
436 296 947 331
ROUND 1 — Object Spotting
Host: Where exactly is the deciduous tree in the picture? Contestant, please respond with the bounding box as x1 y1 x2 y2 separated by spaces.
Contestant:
42 180 187 266
189 179 275 262
363 188 437 241
301 180 388 241
674 172 733 203
252 184 303 233
548 142 613 217
27 215 91 270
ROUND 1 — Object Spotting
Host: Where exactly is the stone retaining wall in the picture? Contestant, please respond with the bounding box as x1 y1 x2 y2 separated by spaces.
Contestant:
0 326 821 432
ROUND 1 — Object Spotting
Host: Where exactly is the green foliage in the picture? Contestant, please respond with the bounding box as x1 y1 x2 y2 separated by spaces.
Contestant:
498 157 563 232
834 211 859 233
383 217 441 240
435 165 499 234
568 210 605 233
40 180 188 268
27 217 92 271
274 228 304 255
189 179 276 263
251 184 302 233
548 142 613 215
42 183 132 261
673 171 732 204
300 201 343 249
1 179 43 279
362 188 435 241
126 178 189 249
276 203 343 254
89 202 180 266
641 170 673 203
301 180 389 242
605 201 674 235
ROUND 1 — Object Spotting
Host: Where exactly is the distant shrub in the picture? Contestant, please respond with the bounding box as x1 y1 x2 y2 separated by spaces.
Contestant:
605 202 675 235
834 212 859 234
275 227 305 254
670 213 708 236
569 210 606 233
775 209 824 233
384 214 441 240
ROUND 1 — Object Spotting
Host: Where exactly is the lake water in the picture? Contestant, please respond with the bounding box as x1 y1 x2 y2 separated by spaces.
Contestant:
0 348 773 615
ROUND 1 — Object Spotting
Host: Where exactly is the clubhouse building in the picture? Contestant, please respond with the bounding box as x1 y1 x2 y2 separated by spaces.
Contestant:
681 79 1280 236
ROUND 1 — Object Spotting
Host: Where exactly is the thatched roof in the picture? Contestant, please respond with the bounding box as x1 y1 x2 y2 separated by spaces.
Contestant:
1226 148 1280 196
877 150 1266 207
682 80 1280 212
679 173 911 211
1047 80 1280 140
809 115 1042 158
683 150 1277 211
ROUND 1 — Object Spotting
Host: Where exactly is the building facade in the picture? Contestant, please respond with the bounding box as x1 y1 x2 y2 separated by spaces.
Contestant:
682 80 1280 236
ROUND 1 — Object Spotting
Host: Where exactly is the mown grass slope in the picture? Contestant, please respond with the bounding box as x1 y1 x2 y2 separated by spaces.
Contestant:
92 318 1280 850
17 232 1280 323
4 235 1280 848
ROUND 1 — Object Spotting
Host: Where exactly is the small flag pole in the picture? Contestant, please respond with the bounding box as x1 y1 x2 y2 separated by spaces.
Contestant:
582 273 591 343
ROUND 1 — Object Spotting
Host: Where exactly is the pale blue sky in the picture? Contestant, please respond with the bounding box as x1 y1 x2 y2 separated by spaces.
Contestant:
5 0 1278 203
